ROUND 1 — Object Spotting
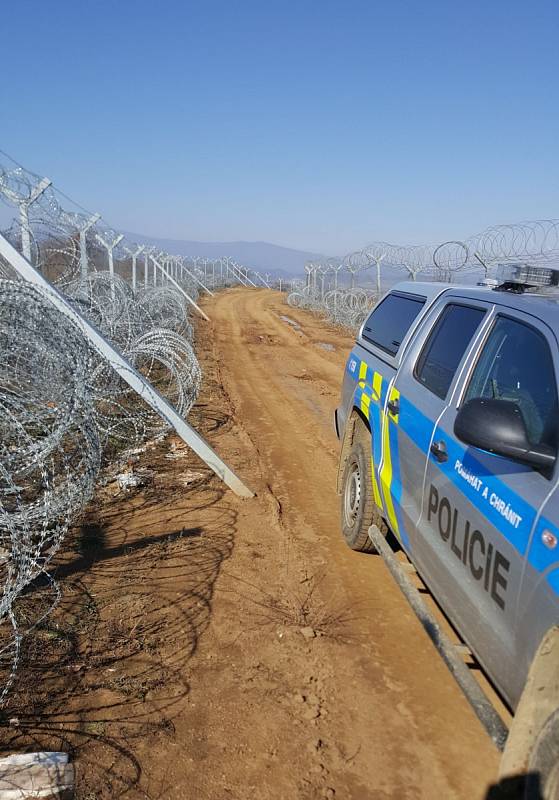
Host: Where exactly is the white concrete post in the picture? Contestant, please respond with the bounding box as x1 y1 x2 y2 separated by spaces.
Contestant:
150 255 210 321
78 213 101 281
0 232 253 498
232 262 257 287
125 244 145 293
178 258 214 296
143 250 150 289
18 177 52 263
95 233 124 298
375 254 385 296
95 233 124 281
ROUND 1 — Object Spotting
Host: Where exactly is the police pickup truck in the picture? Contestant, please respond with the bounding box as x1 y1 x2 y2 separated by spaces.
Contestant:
335 264 559 797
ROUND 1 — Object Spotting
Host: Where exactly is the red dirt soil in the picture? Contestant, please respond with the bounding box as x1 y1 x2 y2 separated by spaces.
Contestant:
1 288 502 799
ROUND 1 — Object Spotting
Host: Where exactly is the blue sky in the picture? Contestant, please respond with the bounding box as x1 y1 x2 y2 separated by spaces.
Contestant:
2 0 558 254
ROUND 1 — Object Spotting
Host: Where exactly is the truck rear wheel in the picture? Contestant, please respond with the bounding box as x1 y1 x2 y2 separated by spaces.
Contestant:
499 627 559 799
525 709 559 799
340 416 386 553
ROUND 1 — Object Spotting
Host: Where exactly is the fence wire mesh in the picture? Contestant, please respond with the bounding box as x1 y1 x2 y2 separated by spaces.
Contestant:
0 153 256 702
286 220 559 330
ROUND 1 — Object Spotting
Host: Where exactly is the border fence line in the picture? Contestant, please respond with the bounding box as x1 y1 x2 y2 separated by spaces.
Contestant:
286 220 559 330
0 152 262 703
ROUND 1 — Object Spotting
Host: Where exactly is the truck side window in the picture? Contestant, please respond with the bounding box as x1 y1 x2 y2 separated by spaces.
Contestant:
415 304 485 399
362 292 425 356
464 317 559 450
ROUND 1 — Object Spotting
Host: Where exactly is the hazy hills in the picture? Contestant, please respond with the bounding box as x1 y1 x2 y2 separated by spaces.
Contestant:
124 232 325 276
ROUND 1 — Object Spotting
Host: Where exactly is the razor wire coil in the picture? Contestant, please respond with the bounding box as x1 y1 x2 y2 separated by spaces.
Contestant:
0 154 242 704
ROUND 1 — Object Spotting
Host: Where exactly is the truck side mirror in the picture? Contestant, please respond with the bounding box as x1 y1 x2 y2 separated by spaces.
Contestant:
454 398 556 471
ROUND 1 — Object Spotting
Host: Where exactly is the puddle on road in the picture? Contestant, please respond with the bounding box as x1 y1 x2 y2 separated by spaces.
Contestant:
280 314 302 330
314 342 335 352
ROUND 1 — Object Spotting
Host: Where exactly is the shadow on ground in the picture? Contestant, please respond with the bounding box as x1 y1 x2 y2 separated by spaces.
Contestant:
0 453 237 799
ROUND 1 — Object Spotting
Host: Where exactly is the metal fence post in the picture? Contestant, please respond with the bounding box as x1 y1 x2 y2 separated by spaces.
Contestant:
95 232 124 296
125 244 145 293
0 232 253 498
150 254 210 321
78 213 101 281
0 176 52 263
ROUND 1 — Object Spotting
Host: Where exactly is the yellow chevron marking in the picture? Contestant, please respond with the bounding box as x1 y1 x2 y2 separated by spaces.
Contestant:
372 371 382 402
379 386 401 538
360 392 370 419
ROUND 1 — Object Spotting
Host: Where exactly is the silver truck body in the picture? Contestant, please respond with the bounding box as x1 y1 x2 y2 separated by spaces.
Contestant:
336 281 559 709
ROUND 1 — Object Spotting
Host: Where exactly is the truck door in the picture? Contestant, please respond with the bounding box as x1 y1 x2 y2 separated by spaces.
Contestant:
350 290 428 536
384 299 490 556
417 310 559 708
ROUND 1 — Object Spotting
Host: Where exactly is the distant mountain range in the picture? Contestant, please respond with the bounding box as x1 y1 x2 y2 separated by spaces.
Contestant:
124 232 325 277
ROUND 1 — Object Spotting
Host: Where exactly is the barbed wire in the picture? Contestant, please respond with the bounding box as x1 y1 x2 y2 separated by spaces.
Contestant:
0 278 101 701
0 153 257 703
286 219 559 329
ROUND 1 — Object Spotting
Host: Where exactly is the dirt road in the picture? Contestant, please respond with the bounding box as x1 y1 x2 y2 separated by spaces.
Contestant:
2 287 502 799
197 288 500 798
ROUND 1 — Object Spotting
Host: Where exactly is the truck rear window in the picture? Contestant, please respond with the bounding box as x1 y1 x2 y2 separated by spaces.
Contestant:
362 292 426 356
415 303 486 399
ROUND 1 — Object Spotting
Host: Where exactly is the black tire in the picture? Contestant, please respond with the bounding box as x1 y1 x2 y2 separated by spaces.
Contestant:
340 416 387 553
524 709 559 800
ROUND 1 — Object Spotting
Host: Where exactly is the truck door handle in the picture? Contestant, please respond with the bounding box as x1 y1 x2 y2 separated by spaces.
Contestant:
430 440 448 462
387 398 400 416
